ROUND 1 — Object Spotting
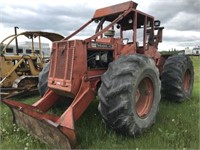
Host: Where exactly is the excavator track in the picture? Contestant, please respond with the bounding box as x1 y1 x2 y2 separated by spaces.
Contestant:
12 76 38 89
1 76 39 99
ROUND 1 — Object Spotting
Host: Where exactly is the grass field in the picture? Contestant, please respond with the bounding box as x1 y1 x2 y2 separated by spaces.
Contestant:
0 56 199 149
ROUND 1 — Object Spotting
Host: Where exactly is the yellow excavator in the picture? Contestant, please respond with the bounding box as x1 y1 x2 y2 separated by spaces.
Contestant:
0 30 64 98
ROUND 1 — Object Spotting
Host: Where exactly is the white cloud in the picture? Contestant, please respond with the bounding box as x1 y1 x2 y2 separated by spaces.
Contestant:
0 0 199 50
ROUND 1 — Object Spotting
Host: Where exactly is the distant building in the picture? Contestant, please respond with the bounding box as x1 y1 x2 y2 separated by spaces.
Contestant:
1 41 51 56
184 46 200 56
192 47 200 55
184 47 193 55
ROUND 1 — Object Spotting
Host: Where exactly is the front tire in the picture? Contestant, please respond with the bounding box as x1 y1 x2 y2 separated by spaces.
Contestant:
161 55 194 102
98 54 161 136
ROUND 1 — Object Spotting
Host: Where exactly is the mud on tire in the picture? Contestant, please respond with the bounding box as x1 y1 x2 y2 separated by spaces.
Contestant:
38 62 50 97
98 54 161 136
161 55 194 102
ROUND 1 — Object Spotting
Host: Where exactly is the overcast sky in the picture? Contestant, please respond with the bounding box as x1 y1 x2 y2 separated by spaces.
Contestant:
0 0 200 50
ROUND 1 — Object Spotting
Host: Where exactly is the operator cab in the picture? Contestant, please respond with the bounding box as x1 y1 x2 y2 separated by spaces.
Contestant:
91 1 163 57
61 1 163 71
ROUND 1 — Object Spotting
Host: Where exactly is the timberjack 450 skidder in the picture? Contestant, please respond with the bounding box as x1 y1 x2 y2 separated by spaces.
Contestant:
3 1 194 149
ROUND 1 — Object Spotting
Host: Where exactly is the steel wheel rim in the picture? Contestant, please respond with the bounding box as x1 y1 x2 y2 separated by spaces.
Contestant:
183 69 191 93
135 77 154 118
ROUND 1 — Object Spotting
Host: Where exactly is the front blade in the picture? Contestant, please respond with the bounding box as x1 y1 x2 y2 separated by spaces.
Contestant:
3 99 72 149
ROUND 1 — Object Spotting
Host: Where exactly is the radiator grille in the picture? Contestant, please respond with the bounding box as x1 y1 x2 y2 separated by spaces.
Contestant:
55 43 67 79
49 41 74 82
66 48 73 80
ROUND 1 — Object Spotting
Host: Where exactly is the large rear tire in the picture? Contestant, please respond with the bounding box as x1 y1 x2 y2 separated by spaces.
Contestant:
38 62 49 97
98 54 161 136
161 55 194 102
